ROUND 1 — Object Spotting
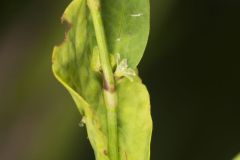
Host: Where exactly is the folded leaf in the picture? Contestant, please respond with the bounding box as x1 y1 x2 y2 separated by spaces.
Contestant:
52 0 152 159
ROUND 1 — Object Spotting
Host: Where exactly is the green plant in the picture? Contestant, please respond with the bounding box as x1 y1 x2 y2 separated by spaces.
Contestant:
52 0 152 159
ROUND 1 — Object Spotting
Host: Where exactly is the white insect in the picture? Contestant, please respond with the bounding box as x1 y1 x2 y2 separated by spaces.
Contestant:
131 13 144 17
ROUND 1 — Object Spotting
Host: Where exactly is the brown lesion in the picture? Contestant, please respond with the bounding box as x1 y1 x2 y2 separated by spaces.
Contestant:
125 151 128 160
61 15 72 33
52 16 73 64
103 76 116 93
103 149 108 156
54 15 73 47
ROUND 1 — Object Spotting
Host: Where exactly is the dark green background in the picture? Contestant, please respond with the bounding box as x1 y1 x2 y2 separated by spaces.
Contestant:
0 0 240 160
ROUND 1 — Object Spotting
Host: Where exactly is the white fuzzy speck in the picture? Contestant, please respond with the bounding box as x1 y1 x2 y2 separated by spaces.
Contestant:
131 13 144 17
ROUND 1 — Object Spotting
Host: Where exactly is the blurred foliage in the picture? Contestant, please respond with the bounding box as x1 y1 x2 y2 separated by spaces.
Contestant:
233 153 240 160
0 0 240 160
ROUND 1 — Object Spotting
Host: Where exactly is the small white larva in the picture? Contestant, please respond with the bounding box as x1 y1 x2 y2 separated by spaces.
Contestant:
130 13 144 17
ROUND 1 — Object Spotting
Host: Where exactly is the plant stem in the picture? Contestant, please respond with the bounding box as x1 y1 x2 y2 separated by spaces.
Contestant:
87 1 119 160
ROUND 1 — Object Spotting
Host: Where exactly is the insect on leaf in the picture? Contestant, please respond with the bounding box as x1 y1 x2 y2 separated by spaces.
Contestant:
52 0 152 159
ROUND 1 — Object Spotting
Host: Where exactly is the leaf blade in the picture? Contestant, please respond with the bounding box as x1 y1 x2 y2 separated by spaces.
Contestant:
117 78 152 160
102 0 150 68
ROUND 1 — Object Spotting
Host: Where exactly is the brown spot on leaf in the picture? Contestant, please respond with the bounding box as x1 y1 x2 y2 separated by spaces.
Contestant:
103 150 108 156
103 76 115 93
61 16 72 33
55 16 72 47
125 151 128 160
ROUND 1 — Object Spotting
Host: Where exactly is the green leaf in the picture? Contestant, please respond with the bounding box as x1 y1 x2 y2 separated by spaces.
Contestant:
101 0 150 68
52 0 152 159
52 1 109 159
117 78 152 160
